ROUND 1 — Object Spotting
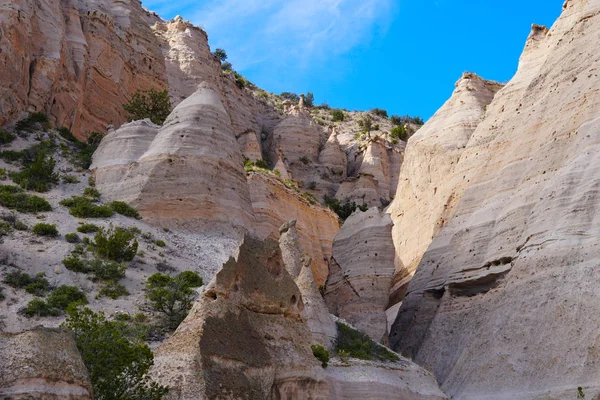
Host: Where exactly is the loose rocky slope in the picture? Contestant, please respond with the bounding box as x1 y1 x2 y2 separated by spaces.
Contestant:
389 1 600 398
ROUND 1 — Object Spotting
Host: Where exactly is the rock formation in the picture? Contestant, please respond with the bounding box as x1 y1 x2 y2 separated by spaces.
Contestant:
248 172 339 285
151 234 448 400
325 208 396 343
279 220 337 349
387 73 502 304
150 235 329 399
92 81 255 235
0 328 92 399
390 2 600 398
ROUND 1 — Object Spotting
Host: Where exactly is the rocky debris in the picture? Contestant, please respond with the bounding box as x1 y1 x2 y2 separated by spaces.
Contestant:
279 220 337 349
386 72 502 305
325 208 395 343
0 328 92 399
248 173 339 286
390 2 600 398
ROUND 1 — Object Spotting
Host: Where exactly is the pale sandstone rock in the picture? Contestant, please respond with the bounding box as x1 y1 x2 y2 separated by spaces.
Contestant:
93 81 255 235
387 73 502 304
247 172 339 286
90 118 160 194
0 328 92 400
391 2 600 398
236 129 263 162
150 235 329 400
326 358 448 400
279 220 337 349
325 208 395 343
150 235 447 400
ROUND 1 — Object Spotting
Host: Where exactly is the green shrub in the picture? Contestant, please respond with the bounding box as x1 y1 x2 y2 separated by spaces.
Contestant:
63 254 91 273
304 92 314 107
60 196 114 218
331 109 345 122
61 306 169 400
390 125 408 142
280 92 300 102
299 155 310 165
94 227 138 262
4 271 50 296
32 223 59 237
88 259 126 282
73 133 102 170
58 126 78 142
0 185 52 213
65 233 81 243
47 285 88 310
390 114 424 126
0 168 7 180
24 298 58 317
335 322 399 362
99 281 129 299
0 220 12 236
145 271 203 330
88 176 96 187
153 239 166 247
77 223 101 233
0 286 4 301
213 48 228 62
323 195 368 221
254 159 269 169
371 108 388 118
124 89 172 125
62 174 80 184
0 130 15 145
311 344 329 368
110 201 141 219
11 149 59 192
83 187 101 200
15 112 50 132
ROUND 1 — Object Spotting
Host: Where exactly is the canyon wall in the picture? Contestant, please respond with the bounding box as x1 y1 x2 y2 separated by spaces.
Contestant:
390 1 600 398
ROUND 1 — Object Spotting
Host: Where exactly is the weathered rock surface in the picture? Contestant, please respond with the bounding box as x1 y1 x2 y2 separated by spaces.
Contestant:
150 235 329 400
387 73 502 304
326 358 448 400
150 234 447 400
325 208 396 343
248 172 339 286
92 81 255 235
279 220 337 349
0 328 92 399
0 0 167 136
390 2 600 398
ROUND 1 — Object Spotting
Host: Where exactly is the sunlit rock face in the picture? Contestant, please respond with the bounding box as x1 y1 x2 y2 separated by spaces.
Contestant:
92 81 254 235
390 2 600 398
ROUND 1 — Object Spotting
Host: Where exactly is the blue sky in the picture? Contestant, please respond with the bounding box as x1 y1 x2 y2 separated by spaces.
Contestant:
142 0 564 121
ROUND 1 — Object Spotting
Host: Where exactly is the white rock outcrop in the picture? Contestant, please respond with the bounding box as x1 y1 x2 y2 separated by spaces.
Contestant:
390 2 600 398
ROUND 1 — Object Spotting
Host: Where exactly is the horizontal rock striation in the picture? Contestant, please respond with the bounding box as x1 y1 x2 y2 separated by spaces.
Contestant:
325 208 396 343
390 2 600 398
387 73 502 305
0 328 92 399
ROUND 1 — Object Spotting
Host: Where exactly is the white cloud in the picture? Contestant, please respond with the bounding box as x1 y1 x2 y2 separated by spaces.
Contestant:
191 0 394 71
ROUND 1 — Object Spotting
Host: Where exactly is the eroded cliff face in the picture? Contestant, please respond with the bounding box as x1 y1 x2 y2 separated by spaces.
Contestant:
325 208 396 343
390 1 600 398
0 328 92 399
150 234 448 400
387 73 502 304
